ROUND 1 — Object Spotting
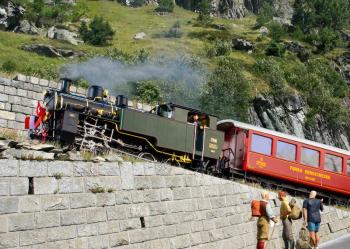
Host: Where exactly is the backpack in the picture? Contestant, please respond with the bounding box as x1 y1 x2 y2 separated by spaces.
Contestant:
289 198 302 220
251 200 266 217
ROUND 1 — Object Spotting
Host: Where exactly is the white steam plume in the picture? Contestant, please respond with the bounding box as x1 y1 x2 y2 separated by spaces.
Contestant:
60 57 204 106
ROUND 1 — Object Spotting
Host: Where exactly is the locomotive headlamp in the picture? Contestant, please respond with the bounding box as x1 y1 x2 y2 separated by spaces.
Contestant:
103 89 109 98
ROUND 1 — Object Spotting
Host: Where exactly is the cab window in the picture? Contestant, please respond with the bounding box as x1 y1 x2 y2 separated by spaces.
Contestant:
187 113 209 127
158 105 173 118
251 134 272 156
301 148 319 167
347 159 350 176
324 154 342 173
277 141 296 161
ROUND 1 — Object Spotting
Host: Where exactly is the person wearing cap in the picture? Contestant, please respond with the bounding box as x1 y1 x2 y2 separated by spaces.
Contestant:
257 191 278 249
303 190 323 249
279 191 295 249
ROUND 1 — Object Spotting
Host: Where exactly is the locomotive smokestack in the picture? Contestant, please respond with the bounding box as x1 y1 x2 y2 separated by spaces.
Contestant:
60 78 73 93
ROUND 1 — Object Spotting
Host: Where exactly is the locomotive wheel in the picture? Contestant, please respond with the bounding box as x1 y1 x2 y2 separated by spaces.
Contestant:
164 158 182 167
138 152 157 162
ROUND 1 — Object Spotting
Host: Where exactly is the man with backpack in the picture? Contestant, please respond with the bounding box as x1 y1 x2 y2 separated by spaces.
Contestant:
278 191 295 249
255 191 278 249
303 190 324 249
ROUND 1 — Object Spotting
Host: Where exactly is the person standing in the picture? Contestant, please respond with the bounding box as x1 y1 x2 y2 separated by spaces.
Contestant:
303 190 324 249
279 191 295 249
257 191 278 249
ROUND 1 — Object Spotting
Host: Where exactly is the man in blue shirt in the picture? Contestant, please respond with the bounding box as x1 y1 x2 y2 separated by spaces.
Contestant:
303 190 324 249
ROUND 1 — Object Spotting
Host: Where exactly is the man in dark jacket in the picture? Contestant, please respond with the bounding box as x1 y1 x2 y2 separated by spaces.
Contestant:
302 190 324 249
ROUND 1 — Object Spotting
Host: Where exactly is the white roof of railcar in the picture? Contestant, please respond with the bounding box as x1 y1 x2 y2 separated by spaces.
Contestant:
217 119 350 157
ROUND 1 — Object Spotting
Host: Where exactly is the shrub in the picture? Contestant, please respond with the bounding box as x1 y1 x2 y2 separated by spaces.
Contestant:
196 0 212 25
255 1 274 27
200 57 251 121
165 21 183 38
2 60 17 73
79 16 115 46
136 81 161 104
265 41 285 57
206 40 231 57
267 21 285 42
156 0 175 13
130 0 144 7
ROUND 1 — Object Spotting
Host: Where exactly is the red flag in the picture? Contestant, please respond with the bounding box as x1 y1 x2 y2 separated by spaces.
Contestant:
34 101 46 129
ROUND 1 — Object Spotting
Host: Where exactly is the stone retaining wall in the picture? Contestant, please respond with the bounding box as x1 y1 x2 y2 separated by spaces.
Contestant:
0 159 349 249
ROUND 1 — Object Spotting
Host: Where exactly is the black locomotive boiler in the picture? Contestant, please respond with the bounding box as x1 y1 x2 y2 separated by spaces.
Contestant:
27 79 224 169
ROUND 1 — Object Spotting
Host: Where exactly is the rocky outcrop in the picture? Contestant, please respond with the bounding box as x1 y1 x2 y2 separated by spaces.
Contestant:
335 52 350 85
14 19 39 35
249 93 350 150
22 44 85 58
47 26 81 45
232 38 254 51
212 0 246 19
0 0 25 31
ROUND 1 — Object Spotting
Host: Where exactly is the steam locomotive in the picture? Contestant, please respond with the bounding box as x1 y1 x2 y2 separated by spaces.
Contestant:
26 79 224 169
26 78 350 201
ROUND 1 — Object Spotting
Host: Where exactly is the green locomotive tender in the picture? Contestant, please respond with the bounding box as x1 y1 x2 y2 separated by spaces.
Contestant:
32 79 224 169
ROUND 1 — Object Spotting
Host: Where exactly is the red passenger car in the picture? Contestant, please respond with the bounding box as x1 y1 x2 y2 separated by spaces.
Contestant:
217 120 350 197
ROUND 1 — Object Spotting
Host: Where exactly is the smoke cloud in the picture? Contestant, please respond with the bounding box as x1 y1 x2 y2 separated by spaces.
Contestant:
59 57 205 107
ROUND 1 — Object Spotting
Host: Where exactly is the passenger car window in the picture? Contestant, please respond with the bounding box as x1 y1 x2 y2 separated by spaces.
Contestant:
347 160 350 176
301 148 319 167
277 141 296 161
325 154 342 173
251 134 272 156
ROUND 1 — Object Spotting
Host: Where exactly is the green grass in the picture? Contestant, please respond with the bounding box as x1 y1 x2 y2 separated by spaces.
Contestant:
0 1 263 79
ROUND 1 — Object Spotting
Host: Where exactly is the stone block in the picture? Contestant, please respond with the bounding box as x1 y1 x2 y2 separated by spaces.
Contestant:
70 193 96 209
86 207 106 223
33 177 58 195
8 213 34 231
191 221 204 232
160 188 173 201
164 176 184 188
19 196 40 213
0 232 19 248
15 112 25 122
190 232 202 246
95 193 115 207
149 202 167 216
107 205 127 220
73 162 98 176
4 86 17 95
0 110 15 120
0 197 19 214
0 216 7 233
11 105 32 115
120 162 134 190
19 161 47 177
29 76 39 85
158 224 177 238
210 197 227 209
131 190 144 203
49 81 58 89
47 161 73 176
0 159 19 177
144 215 163 228
0 178 10 195
10 177 28 195
127 203 150 218
0 119 7 127
39 79 49 86
105 220 121 234
109 232 130 247
133 162 145 175
120 218 141 231
128 229 150 243
35 211 60 228
58 177 84 194
134 176 151 190
41 195 70 211
170 234 191 249
115 191 132 205
88 234 109 249
143 189 160 202
77 224 98 237
96 162 120 176
8 95 21 104
15 74 27 82
17 89 27 97
149 176 166 188
61 209 86 225
47 225 76 242
20 230 47 246
0 93 9 102
176 222 191 235
173 187 192 200
0 102 11 111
